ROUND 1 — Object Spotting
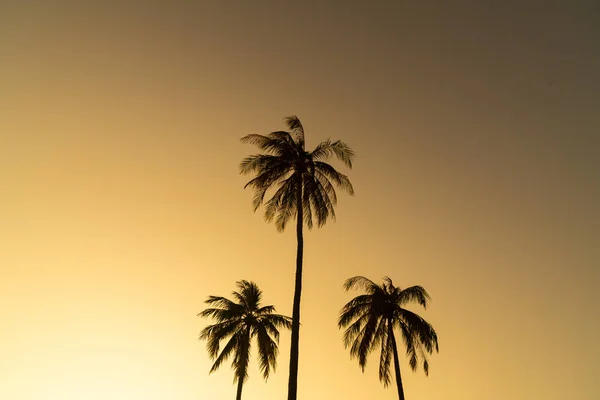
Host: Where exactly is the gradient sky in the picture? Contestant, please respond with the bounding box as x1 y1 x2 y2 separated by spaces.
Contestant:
1 2 599 399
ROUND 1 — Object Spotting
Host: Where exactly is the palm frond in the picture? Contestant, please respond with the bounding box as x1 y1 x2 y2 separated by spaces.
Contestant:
343 276 379 293
341 312 370 348
256 305 275 314
398 285 431 309
350 312 381 370
304 174 335 228
234 280 261 310
199 319 241 345
208 327 242 373
240 132 296 156
254 323 278 380
311 139 355 168
314 162 354 195
262 313 293 329
313 170 338 206
398 308 439 354
284 115 304 148
338 294 372 328
232 328 251 384
398 319 418 372
284 115 304 132
239 154 281 175
244 165 293 211
263 174 297 229
378 320 393 387
198 307 244 323
300 182 313 229
202 296 240 310
272 175 298 231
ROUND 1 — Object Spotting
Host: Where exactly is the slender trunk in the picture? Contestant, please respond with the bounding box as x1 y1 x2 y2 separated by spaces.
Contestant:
235 378 244 400
287 179 303 400
389 322 406 400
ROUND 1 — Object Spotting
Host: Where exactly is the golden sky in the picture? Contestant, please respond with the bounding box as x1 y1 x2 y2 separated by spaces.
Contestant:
1 2 599 399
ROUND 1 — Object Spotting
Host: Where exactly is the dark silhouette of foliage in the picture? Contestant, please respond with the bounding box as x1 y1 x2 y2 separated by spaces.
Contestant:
338 276 439 400
198 280 292 400
240 116 354 400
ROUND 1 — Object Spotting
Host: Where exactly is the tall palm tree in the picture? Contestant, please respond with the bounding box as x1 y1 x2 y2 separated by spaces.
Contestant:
240 116 354 400
198 280 292 400
338 276 439 400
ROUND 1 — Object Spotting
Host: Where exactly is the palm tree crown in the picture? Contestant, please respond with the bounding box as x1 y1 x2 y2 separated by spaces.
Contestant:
240 115 355 231
198 280 292 400
338 276 439 400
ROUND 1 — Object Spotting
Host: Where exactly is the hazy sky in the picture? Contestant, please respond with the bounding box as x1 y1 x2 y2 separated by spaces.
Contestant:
1 2 599 399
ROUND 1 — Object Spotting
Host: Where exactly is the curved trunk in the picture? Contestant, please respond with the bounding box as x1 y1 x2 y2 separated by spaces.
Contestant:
287 179 303 400
389 322 406 400
235 378 244 400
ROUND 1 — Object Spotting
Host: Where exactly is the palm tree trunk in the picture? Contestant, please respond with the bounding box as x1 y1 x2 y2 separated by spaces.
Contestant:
287 181 303 400
389 323 406 400
235 378 244 400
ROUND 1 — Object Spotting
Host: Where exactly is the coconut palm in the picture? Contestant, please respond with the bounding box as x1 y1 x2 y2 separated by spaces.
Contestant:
240 116 354 400
198 280 292 400
338 276 439 400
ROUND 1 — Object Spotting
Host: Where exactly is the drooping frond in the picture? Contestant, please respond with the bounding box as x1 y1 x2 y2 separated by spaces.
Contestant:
398 318 418 371
207 326 243 373
350 311 381 369
261 313 293 330
397 285 431 309
303 173 335 228
311 139 355 168
338 294 372 328
341 312 370 348
378 321 393 386
264 174 298 230
200 319 242 354
243 160 294 212
253 323 278 380
259 313 292 343
239 154 282 175
232 328 251 384
314 162 354 196
313 170 338 206
398 308 439 354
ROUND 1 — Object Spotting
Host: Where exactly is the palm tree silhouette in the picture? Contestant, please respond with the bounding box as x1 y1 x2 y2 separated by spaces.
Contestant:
338 276 439 400
240 116 354 400
198 280 292 400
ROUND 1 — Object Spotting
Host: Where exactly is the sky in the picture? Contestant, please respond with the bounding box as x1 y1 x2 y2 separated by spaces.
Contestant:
1 1 599 399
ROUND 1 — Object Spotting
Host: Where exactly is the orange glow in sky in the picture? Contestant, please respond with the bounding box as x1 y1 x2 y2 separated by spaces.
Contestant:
1 2 599 400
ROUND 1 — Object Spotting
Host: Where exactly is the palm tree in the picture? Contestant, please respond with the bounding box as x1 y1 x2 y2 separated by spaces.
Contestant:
338 276 439 400
198 280 292 400
240 116 354 400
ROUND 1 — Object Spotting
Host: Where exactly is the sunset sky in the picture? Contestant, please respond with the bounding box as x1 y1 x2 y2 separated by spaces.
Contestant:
1 2 599 399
